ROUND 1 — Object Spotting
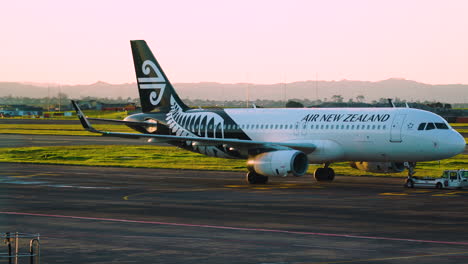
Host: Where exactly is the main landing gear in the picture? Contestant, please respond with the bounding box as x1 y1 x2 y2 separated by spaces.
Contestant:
404 162 417 188
314 163 335 182
246 171 269 184
404 162 417 177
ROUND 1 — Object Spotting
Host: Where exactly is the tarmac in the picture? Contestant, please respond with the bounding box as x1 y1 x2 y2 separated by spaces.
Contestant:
0 117 467 263
1 163 468 263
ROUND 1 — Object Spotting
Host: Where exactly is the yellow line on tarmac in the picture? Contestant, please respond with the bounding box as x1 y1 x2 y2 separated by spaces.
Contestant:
379 192 408 196
412 190 431 193
224 184 325 189
11 173 60 178
432 193 460 197
123 192 156 201
309 250 468 264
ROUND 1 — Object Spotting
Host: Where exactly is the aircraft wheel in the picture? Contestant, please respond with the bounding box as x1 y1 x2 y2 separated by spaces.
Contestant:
327 168 335 181
314 168 335 182
405 179 414 188
246 171 268 184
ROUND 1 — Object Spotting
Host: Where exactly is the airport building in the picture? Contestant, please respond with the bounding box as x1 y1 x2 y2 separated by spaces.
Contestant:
0 104 43 117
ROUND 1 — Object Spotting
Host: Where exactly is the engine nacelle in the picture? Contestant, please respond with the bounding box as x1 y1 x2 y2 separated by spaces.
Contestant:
143 118 158 133
247 150 309 177
350 162 406 173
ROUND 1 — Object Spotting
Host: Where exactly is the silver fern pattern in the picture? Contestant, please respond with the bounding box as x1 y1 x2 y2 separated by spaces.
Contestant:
166 96 235 158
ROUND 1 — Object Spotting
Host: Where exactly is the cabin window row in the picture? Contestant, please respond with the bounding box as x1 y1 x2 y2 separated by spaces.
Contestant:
204 124 388 130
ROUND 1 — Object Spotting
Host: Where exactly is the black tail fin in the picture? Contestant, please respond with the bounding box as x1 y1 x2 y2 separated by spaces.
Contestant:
130 40 189 113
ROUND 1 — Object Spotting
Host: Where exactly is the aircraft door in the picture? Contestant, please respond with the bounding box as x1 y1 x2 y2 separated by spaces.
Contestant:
301 121 308 136
294 122 300 136
390 114 406 142
294 121 307 137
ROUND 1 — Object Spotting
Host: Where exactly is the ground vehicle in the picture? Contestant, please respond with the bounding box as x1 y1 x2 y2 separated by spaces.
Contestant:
405 169 468 189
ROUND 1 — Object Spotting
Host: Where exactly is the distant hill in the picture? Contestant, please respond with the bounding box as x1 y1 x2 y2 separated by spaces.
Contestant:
0 79 467 103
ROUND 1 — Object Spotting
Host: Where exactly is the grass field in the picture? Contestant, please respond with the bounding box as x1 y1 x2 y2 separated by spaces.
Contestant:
0 145 465 178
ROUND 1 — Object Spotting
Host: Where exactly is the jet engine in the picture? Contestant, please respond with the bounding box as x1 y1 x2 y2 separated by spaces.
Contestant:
247 150 309 177
350 162 407 173
144 118 158 133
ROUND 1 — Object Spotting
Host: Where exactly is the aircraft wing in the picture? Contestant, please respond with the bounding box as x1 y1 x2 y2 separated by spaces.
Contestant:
87 118 158 126
71 100 316 153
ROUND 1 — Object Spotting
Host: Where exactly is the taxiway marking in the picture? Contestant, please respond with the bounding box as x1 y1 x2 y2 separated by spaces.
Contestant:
312 250 468 263
2 211 468 246
379 192 408 196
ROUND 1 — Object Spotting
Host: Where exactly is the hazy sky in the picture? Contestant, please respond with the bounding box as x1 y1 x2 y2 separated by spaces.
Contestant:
1 0 468 85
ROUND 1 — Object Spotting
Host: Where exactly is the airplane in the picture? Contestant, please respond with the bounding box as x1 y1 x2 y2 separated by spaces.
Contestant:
71 40 466 184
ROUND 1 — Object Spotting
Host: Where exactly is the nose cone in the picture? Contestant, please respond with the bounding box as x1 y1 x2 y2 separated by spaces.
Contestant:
445 131 466 157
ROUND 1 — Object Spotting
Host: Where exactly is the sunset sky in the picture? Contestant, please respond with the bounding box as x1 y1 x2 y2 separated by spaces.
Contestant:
1 0 467 85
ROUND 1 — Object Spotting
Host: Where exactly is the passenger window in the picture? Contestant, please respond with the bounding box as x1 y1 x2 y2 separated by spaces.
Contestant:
341 125 345 129
426 123 435 130
435 123 449 129
418 123 426 130
260 124 263 129
356 125 360 129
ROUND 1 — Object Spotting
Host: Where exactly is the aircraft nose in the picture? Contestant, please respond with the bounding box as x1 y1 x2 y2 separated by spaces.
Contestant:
449 131 466 156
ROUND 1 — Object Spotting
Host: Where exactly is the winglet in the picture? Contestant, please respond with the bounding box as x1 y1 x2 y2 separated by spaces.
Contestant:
71 100 100 133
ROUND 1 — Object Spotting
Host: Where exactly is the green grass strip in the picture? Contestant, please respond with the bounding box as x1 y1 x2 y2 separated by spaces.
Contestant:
0 145 466 178
0 124 135 136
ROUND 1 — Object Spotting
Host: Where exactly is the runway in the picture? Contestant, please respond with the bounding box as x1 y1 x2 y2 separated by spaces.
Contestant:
1 163 468 263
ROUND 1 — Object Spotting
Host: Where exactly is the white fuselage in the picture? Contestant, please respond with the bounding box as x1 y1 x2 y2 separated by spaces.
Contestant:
221 107 465 163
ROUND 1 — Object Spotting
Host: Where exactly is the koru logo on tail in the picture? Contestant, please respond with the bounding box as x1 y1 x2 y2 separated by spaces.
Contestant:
138 60 166 106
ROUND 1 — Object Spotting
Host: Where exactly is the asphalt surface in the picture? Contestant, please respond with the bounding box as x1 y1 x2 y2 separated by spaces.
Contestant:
1 163 468 263
0 134 152 147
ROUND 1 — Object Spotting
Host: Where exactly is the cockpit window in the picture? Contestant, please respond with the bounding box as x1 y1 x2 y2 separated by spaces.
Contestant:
418 123 426 130
426 123 435 130
435 123 449 129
